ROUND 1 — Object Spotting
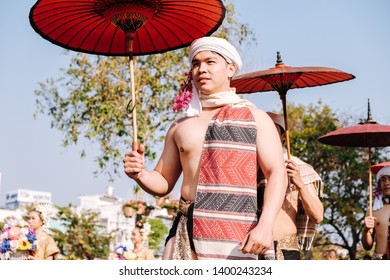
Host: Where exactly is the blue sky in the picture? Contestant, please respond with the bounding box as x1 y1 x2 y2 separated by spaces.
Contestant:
1 0 389 207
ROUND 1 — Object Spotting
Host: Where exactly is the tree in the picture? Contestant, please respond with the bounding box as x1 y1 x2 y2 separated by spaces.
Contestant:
33 0 255 182
50 204 115 260
147 218 168 252
284 101 390 259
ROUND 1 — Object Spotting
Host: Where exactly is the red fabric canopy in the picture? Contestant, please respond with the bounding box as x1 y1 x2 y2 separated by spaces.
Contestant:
29 0 226 56
317 122 390 148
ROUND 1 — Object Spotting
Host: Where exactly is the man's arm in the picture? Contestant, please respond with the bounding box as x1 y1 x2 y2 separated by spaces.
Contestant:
361 213 376 250
286 159 324 223
240 108 287 254
298 181 324 223
124 122 182 196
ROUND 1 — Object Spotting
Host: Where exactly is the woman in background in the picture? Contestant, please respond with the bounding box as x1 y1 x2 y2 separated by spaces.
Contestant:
27 203 59 260
131 220 155 260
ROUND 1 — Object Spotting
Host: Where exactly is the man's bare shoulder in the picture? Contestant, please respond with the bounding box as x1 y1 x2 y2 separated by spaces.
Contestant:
247 106 267 119
248 107 275 129
167 116 193 131
374 204 390 216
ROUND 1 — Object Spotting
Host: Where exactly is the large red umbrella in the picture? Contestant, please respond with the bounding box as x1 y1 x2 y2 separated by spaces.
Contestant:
318 102 390 215
231 51 355 159
29 0 225 150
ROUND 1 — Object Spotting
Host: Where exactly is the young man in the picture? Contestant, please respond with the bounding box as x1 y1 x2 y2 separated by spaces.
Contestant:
258 112 324 260
362 165 390 260
123 37 287 260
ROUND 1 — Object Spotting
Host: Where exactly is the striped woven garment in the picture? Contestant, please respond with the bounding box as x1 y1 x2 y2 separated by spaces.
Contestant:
290 155 324 251
192 105 259 260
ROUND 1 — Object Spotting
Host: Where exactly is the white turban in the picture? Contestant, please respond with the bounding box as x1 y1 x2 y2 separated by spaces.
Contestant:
376 165 390 182
186 37 242 117
373 165 390 211
189 36 242 74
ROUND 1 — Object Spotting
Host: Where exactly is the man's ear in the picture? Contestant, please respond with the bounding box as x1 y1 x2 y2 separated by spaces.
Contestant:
227 63 237 79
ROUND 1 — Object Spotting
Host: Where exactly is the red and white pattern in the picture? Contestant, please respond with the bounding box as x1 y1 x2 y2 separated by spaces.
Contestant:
193 106 258 259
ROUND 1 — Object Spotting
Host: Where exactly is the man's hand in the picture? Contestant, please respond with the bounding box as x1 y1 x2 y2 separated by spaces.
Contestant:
364 216 376 232
286 159 304 190
123 144 145 179
239 226 273 255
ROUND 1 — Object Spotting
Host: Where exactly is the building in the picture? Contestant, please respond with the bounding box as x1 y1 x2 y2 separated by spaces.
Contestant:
77 185 135 252
4 189 52 210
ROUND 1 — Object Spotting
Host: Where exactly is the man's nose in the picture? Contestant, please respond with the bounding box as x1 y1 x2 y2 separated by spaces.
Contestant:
198 62 207 73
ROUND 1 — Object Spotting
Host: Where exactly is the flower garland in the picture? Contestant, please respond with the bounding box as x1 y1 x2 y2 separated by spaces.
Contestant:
0 217 37 260
113 219 152 260
172 72 193 111
114 244 137 260
33 201 53 229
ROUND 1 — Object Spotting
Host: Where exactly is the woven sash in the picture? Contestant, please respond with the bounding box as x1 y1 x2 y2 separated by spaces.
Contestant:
291 155 323 250
192 106 258 259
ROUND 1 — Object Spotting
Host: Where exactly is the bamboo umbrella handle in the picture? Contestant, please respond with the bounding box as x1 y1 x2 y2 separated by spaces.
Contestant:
126 32 138 152
130 57 138 151
368 147 372 216
280 92 291 159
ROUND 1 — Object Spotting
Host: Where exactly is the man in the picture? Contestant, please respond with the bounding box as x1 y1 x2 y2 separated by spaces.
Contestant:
361 165 390 260
258 112 324 260
123 37 287 260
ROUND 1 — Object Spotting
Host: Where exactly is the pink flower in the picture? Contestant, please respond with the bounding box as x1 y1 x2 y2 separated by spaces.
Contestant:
8 227 22 240
10 240 19 252
173 72 193 112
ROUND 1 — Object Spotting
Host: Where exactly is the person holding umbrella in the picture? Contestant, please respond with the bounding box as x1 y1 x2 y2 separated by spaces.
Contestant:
259 112 324 260
124 36 287 260
361 165 390 260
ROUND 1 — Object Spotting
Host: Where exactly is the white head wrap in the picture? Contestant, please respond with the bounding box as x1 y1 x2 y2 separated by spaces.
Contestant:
186 37 242 116
373 165 390 211
376 165 390 182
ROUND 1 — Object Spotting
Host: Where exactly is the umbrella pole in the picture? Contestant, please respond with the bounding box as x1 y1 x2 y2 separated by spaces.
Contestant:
126 32 138 152
280 92 291 159
368 147 373 216
129 55 138 151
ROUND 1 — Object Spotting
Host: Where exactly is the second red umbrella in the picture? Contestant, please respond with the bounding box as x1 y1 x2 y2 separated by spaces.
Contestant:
231 51 355 159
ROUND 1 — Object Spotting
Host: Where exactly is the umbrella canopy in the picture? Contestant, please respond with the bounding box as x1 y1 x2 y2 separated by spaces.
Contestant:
29 0 226 150
371 161 390 175
29 0 225 56
317 101 390 215
317 111 390 149
231 51 355 158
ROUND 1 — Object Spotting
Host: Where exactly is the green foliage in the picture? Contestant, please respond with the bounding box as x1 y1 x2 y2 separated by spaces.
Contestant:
50 204 115 260
147 218 168 252
33 0 255 184
283 101 390 259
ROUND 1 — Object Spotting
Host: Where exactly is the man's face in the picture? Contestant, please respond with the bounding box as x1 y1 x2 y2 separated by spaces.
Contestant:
379 175 390 197
191 50 236 95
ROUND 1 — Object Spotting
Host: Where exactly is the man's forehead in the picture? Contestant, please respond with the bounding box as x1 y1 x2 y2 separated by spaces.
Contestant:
192 50 222 61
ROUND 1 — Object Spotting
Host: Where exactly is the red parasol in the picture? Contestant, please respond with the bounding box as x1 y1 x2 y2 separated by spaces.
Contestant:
231 51 355 159
318 101 390 216
29 0 226 150
371 161 390 175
